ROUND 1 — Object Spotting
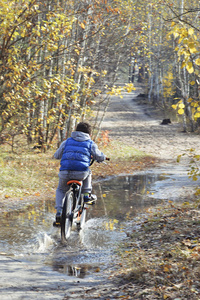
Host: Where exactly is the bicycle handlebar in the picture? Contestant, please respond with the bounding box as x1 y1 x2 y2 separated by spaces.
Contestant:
90 157 110 166
90 158 95 166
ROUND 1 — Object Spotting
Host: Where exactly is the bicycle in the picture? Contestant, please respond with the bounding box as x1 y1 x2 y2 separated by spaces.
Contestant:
56 158 109 243
60 179 90 243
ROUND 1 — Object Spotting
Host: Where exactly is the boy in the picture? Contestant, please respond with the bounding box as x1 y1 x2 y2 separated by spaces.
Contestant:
53 122 106 224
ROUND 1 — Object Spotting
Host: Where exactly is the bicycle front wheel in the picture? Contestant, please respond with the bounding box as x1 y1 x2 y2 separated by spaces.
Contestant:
61 191 74 242
76 196 87 231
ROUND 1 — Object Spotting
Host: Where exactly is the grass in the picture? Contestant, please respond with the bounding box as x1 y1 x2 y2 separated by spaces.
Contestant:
102 140 148 161
0 137 158 201
91 140 159 179
0 146 59 199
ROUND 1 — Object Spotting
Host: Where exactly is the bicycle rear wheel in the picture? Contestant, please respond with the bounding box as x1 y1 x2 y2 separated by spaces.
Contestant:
61 191 74 242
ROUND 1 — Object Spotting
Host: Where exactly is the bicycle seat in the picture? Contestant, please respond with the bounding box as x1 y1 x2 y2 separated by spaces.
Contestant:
67 180 82 186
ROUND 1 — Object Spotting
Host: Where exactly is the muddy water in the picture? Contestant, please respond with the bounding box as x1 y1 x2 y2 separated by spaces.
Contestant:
0 168 198 279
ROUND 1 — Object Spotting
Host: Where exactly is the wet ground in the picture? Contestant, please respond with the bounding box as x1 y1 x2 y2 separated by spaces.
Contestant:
0 164 198 298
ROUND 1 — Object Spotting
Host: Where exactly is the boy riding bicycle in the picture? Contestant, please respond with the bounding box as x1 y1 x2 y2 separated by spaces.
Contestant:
53 122 107 224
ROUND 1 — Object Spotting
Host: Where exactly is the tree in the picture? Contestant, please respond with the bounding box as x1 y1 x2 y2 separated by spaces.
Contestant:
0 0 136 150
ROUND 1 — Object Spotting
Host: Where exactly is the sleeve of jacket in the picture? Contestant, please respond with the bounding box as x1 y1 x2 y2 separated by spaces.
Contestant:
91 141 106 162
54 140 66 159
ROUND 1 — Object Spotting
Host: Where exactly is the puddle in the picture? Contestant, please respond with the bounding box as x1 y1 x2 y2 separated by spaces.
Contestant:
0 168 199 278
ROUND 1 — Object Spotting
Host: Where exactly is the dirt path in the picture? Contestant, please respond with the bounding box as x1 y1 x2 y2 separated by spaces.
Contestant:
102 88 198 161
1 88 199 300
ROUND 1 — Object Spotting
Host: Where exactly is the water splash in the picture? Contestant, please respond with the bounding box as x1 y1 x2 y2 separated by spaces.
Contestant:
79 217 125 250
35 232 55 253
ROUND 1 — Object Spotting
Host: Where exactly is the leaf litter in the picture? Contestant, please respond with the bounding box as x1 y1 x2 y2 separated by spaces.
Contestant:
108 199 200 299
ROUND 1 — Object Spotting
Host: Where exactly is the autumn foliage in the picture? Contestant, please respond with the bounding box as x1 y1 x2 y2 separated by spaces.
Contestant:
1 0 200 151
0 0 135 150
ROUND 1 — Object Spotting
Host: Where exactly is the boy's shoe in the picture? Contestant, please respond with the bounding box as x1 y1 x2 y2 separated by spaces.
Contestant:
56 211 62 222
53 210 62 227
84 194 97 205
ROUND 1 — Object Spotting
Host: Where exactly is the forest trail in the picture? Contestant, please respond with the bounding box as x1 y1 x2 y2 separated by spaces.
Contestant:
101 87 199 161
0 87 199 300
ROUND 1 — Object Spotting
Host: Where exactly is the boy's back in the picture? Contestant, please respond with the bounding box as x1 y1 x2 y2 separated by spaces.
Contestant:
53 122 106 224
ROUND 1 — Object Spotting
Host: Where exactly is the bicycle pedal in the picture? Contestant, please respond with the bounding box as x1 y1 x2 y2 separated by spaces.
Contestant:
74 211 81 222
53 221 61 227
74 219 81 224
74 212 80 219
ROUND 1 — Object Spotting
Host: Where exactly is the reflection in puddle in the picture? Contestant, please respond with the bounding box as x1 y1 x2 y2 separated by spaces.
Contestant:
52 264 90 278
0 170 192 278
90 174 165 221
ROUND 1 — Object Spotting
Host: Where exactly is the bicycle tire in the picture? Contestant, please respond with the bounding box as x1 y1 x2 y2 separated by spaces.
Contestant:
76 196 87 231
61 191 74 242
79 207 87 229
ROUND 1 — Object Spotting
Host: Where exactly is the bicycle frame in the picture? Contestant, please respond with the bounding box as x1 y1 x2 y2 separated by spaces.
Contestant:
61 180 85 243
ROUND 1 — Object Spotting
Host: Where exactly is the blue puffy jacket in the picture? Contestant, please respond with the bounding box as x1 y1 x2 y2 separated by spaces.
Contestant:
60 137 93 171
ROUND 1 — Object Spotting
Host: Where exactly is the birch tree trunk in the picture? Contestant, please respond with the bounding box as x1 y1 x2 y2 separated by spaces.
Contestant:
65 5 93 139
94 55 121 141
147 3 152 101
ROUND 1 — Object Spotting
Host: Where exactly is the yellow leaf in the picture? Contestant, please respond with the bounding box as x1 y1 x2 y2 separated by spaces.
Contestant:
183 201 190 205
179 103 185 109
125 83 135 93
190 81 195 85
173 32 179 39
181 61 186 69
74 49 80 55
188 28 194 35
186 62 194 74
164 266 170 272
189 45 197 54
178 108 185 114
102 194 106 197
171 104 177 110
177 155 181 163
195 58 200 66
80 23 85 29
194 112 200 118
